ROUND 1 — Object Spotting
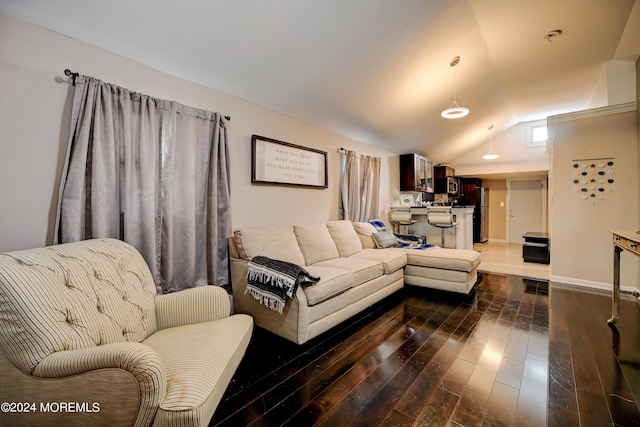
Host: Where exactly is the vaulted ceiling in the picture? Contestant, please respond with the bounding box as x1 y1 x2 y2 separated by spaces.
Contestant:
1 0 638 163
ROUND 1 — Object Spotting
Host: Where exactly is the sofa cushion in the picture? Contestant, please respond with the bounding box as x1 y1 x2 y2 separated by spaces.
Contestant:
353 222 378 249
312 257 383 287
306 269 404 325
234 226 306 266
294 223 340 265
398 247 481 273
349 249 407 274
326 220 362 257
302 265 354 305
405 265 475 283
143 314 253 424
404 271 477 294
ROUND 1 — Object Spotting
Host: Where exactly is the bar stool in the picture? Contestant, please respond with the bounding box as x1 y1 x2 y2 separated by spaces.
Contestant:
427 206 456 248
389 206 416 234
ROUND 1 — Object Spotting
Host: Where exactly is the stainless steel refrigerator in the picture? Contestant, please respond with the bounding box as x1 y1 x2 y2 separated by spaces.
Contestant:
475 187 488 243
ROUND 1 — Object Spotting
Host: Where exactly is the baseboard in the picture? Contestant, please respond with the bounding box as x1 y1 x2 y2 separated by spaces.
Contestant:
549 274 638 294
487 238 508 244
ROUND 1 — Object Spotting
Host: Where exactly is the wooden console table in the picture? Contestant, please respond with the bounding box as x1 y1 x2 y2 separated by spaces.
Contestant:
608 229 640 325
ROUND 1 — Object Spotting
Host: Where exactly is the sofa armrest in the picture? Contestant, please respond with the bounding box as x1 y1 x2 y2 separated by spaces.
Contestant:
155 285 231 330
230 257 309 344
31 342 166 427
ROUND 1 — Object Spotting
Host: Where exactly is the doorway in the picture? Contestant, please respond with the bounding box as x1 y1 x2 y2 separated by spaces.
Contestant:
507 179 547 244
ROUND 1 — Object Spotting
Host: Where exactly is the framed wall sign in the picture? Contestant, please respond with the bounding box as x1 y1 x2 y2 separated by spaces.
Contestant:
251 135 328 188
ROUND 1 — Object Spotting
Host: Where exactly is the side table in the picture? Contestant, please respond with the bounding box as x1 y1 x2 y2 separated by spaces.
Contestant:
522 232 550 264
608 229 640 325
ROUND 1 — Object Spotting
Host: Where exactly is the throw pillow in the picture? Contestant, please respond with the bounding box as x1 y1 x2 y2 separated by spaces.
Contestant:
352 222 378 249
372 231 399 249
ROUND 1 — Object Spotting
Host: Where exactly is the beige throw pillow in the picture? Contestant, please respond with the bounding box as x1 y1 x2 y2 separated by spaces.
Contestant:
352 222 378 249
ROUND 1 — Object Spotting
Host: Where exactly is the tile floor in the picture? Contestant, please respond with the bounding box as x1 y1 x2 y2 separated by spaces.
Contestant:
473 241 550 281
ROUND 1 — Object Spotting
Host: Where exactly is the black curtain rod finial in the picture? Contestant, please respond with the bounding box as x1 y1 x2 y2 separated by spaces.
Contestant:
64 68 79 86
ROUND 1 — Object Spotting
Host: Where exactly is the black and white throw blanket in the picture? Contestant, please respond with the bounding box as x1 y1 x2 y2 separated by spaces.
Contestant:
245 256 320 314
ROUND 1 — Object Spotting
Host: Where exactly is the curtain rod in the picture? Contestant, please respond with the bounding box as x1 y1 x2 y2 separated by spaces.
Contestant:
63 68 231 121
64 68 79 86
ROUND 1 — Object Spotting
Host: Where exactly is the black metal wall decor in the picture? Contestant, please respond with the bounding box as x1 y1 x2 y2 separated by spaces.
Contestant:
571 157 614 205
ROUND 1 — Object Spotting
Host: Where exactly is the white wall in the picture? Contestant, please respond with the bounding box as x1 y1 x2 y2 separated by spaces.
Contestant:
0 14 399 252
452 121 550 177
588 59 637 109
549 106 638 290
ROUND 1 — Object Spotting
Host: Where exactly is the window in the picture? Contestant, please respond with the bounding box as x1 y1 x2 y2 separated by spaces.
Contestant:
526 121 547 148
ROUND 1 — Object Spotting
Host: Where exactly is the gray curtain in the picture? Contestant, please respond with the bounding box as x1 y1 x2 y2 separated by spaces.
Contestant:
340 149 381 222
55 75 231 294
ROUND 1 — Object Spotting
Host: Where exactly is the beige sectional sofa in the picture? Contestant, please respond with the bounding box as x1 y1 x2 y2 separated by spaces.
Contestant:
230 220 480 345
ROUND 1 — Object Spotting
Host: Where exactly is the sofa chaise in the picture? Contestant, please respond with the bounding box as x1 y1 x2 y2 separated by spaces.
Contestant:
353 221 481 294
0 238 253 427
229 220 480 345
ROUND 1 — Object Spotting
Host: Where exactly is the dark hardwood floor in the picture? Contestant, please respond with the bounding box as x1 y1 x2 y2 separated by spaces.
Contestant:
210 273 640 426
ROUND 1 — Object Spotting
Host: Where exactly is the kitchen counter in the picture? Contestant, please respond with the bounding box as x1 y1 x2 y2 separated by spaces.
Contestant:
407 206 474 250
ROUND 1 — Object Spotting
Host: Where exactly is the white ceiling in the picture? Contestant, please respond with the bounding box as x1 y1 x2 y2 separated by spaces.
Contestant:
1 0 638 163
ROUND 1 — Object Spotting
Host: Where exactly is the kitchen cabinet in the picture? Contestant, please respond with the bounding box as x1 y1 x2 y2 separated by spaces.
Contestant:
400 154 433 192
434 165 457 194
434 165 455 178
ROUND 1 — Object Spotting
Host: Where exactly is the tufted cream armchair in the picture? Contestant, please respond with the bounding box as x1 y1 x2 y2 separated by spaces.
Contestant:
0 238 253 427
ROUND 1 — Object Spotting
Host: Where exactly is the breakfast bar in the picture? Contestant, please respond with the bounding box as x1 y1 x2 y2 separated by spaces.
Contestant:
404 206 474 250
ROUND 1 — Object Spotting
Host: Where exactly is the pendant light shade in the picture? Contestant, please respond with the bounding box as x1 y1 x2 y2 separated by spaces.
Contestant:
482 125 500 159
441 101 469 119
441 56 469 119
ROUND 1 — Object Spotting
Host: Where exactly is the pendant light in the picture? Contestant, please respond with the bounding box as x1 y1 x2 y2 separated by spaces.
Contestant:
482 125 500 159
441 56 469 119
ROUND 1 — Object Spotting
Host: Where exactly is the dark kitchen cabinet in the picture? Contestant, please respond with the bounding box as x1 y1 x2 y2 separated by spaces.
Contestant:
400 154 433 192
434 165 455 178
